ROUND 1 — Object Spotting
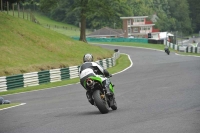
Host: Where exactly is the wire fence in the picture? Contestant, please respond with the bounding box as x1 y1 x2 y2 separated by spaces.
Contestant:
1 2 92 34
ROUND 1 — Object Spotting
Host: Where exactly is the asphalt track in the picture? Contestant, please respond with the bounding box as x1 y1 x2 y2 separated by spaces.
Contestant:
1 44 200 133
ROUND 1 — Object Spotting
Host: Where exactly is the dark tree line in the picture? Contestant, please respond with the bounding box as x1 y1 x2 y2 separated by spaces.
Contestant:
187 0 200 33
39 0 200 34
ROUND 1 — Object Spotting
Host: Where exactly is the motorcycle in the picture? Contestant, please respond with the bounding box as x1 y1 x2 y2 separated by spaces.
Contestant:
80 68 117 114
164 47 170 55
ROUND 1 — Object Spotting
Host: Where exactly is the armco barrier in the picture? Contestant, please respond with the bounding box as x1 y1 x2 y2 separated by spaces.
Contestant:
0 77 7 92
164 40 200 54
0 52 120 92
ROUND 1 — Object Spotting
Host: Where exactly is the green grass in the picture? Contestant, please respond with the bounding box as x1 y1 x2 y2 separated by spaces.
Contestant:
0 54 130 96
0 12 112 76
107 54 131 74
92 42 165 50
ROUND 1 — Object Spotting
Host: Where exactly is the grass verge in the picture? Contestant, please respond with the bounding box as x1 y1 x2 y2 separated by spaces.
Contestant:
0 12 112 76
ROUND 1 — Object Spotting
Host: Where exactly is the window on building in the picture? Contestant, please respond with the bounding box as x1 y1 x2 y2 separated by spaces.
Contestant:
127 19 131 25
134 18 145 22
133 27 139 33
142 26 150 31
128 27 131 33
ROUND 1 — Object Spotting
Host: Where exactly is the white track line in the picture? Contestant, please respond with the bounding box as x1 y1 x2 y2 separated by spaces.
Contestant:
0 103 26 111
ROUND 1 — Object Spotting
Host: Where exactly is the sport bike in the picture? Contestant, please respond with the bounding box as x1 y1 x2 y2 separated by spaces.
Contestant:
164 48 170 55
80 68 117 114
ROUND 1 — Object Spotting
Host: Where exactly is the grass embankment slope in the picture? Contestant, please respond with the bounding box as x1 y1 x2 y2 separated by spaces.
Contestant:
33 12 86 37
0 12 113 76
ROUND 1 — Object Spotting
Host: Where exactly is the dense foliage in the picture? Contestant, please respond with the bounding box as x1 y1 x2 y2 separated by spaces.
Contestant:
2 0 200 35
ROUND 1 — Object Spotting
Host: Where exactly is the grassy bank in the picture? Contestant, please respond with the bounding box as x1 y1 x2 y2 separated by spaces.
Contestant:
0 12 113 76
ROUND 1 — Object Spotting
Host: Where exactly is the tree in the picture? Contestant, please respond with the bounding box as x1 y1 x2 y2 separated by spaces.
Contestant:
168 0 191 34
40 0 58 13
40 0 120 42
187 0 200 33
75 0 121 42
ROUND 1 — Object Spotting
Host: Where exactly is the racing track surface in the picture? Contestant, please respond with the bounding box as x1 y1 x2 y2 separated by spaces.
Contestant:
1 44 200 133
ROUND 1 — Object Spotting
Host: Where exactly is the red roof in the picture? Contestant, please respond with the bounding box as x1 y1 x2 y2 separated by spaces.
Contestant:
145 21 153 24
152 28 159 32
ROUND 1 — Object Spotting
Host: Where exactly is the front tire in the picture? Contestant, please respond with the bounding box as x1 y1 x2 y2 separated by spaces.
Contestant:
93 90 109 114
110 95 117 110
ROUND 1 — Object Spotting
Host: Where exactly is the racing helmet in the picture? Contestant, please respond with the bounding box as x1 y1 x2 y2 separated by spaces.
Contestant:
83 53 93 62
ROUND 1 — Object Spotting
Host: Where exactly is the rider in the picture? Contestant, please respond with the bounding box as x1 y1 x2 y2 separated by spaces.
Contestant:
164 45 169 51
79 53 113 104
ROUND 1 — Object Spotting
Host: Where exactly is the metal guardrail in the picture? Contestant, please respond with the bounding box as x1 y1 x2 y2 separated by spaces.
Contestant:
0 52 120 92
164 40 200 53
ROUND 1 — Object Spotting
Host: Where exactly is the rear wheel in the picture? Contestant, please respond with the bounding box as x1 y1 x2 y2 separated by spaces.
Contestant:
93 90 109 114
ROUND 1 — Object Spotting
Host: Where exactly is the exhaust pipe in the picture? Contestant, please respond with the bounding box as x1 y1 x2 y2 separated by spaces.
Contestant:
86 78 94 87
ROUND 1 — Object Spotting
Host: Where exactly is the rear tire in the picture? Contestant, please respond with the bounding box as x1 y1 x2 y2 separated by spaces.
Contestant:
93 90 109 114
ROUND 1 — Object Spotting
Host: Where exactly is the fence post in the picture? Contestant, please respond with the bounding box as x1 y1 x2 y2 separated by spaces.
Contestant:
1 0 2 11
30 11 31 21
17 2 20 18
23 6 24 19
6 1 8 14
27 10 28 20
12 3 14 16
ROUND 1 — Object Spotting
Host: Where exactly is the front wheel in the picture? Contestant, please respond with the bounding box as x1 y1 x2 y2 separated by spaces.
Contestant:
93 90 109 114
111 98 117 110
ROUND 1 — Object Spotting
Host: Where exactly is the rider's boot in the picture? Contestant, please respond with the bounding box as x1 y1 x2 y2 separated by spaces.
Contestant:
105 85 113 96
103 79 113 96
